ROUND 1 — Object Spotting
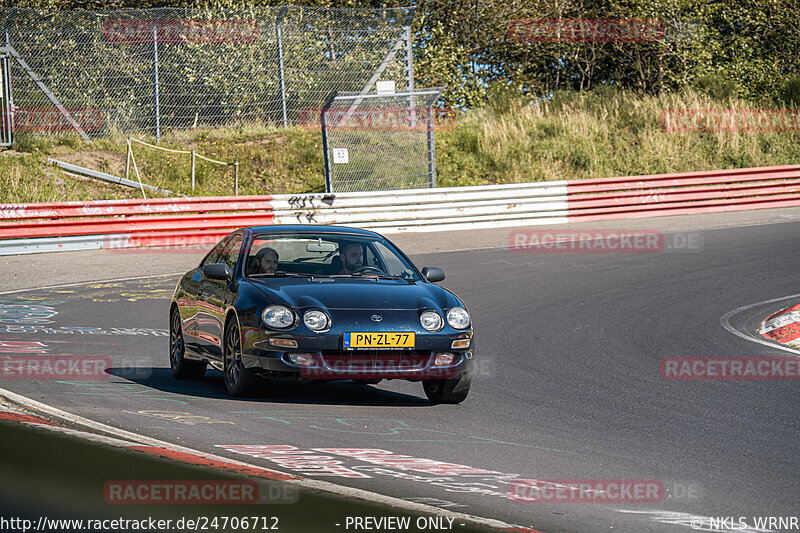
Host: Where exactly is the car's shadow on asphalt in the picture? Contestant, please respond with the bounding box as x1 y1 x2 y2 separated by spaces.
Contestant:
107 367 431 406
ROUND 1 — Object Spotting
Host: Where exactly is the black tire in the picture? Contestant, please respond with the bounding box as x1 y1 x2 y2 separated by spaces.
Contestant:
422 373 471 404
169 309 206 379
223 321 257 397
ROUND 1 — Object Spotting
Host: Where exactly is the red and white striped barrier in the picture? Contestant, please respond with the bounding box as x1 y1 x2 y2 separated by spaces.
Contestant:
759 303 800 350
1 163 799 254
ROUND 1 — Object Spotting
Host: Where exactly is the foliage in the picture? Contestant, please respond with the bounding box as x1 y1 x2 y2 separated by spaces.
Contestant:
3 1 799 109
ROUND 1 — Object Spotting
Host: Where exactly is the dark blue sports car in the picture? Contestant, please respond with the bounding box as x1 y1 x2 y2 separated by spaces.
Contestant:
169 225 473 403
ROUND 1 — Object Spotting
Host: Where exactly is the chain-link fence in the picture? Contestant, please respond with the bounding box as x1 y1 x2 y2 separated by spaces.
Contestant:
321 88 442 193
0 6 414 140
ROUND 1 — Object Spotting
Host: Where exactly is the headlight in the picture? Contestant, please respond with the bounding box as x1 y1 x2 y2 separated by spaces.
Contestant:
447 307 470 330
262 305 295 329
304 310 330 331
420 310 443 332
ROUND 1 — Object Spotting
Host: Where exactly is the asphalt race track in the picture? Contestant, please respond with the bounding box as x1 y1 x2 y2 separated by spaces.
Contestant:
2 218 800 533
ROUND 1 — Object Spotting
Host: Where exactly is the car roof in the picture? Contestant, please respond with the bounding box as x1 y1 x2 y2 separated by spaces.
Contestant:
246 225 382 237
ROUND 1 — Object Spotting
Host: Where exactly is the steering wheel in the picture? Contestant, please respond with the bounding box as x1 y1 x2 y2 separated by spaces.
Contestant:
351 265 385 275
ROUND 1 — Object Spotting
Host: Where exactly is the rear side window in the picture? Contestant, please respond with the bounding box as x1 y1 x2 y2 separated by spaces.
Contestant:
200 236 231 268
219 234 244 271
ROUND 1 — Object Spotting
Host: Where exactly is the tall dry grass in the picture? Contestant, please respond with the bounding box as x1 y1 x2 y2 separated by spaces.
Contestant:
436 88 800 186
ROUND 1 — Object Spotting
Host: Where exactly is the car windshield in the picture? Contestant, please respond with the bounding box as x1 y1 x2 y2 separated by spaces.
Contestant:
245 232 420 280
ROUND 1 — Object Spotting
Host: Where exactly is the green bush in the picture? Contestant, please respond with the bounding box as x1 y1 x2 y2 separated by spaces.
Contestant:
778 77 800 106
695 74 739 100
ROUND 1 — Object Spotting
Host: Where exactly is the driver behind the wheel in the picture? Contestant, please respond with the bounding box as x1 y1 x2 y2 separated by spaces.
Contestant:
338 242 363 274
256 247 279 274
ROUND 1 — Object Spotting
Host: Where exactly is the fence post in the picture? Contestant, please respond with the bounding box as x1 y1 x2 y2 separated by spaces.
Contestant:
125 137 131 181
405 24 415 128
152 26 161 144
320 91 337 194
426 106 436 188
233 162 239 196
190 150 195 192
276 6 288 129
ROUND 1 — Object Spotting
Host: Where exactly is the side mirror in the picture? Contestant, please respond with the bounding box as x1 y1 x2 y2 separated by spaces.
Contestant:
204 263 233 282
421 266 445 282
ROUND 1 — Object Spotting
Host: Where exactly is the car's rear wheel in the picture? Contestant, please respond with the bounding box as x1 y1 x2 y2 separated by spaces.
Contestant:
169 309 206 379
224 321 257 397
422 373 471 404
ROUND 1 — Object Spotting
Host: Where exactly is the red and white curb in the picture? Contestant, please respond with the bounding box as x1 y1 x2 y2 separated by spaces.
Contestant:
720 293 800 357
759 303 800 349
0 387 514 530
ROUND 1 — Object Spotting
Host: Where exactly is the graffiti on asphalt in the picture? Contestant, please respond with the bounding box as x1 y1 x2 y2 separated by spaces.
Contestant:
0 297 68 306
125 410 234 425
226 412 570 451
0 340 49 353
0 304 58 325
0 326 167 336
55 381 188 404
217 445 520 499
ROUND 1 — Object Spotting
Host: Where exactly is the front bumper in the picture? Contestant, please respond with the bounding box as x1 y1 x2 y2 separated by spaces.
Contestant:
240 327 473 381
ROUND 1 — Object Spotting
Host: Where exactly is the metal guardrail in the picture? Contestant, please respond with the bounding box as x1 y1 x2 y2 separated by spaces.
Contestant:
566 164 800 220
1 164 800 254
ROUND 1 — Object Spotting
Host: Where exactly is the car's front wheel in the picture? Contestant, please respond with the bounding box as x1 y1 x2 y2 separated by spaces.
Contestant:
224 321 257 397
422 373 471 404
169 309 206 379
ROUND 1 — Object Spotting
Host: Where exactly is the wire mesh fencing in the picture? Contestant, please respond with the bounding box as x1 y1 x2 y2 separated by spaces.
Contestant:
321 88 443 193
0 6 414 140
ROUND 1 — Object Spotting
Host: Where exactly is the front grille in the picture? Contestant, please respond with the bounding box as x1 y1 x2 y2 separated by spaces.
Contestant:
320 350 430 371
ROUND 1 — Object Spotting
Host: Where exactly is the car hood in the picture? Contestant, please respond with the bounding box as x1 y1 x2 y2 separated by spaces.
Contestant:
249 278 454 311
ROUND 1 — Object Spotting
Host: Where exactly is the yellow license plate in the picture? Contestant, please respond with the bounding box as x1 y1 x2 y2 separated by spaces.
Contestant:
344 332 415 349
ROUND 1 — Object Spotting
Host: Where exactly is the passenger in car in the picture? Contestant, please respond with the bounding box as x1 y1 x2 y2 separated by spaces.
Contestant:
256 247 279 274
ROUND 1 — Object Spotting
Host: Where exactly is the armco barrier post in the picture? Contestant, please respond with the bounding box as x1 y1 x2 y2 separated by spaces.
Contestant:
276 6 288 129
321 91 337 193
152 26 160 144
234 162 239 196
405 24 415 128
426 106 436 187
191 150 196 191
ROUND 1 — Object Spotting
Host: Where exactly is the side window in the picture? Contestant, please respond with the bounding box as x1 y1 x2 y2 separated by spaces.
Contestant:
219 234 244 271
373 241 414 278
365 244 384 270
201 236 230 268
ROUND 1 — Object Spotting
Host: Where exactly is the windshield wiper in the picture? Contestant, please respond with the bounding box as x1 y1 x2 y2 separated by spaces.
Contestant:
328 273 410 281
